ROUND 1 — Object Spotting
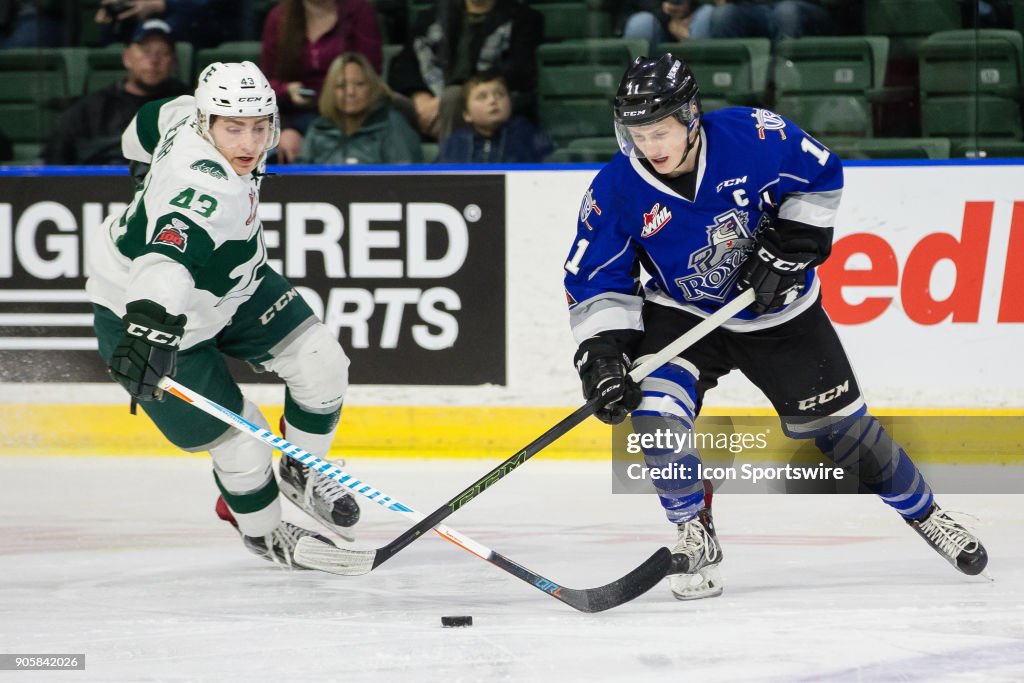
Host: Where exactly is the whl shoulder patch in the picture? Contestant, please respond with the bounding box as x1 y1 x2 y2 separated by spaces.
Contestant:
153 217 190 253
190 159 228 180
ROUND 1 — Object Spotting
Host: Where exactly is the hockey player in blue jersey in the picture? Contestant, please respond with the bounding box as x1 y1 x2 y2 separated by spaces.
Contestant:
564 54 988 600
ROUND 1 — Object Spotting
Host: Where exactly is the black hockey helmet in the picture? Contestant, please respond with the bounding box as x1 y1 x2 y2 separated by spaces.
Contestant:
614 53 700 125
613 54 702 157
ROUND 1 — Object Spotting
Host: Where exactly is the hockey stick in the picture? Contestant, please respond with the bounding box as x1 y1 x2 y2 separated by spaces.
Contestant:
157 376 671 612
297 289 757 575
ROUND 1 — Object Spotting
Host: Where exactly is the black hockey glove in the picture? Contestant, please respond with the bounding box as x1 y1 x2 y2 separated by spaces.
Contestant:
109 300 187 401
737 229 817 314
574 335 643 425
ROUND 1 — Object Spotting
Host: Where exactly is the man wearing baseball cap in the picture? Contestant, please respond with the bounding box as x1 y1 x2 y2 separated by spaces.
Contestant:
43 19 189 165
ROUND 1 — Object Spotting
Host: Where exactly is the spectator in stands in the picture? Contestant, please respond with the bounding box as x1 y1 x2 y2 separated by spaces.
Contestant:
706 0 835 42
619 1 713 52
95 0 244 49
388 0 544 141
299 53 421 164
42 19 188 165
437 72 552 163
0 0 66 48
261 0 382 162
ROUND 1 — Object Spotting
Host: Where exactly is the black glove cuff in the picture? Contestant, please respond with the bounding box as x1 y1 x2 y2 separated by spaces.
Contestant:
574 329 642 371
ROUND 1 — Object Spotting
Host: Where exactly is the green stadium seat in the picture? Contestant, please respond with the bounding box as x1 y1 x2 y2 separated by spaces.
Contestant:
822 136 951 159
82 46 127 93
175 42 195 87
0 50 72 162
421 141 438 163
918 29 1024 154
533 3 610 41
564 136 620 162
772 36 891 139
952 138 1024 157
194 41 262 80
864 0 964 59
540 136 618 163
536 40 641 145
655 38 770 111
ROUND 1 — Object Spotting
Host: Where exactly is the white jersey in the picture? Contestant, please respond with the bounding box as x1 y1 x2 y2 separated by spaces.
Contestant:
86 95 267 349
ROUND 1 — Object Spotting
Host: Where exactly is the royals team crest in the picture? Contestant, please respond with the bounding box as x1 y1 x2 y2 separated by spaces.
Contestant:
752 109 787 140
579 188 602 230
676 209 754 302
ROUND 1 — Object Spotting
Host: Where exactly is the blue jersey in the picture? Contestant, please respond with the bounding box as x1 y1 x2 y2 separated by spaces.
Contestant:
564 107 843 343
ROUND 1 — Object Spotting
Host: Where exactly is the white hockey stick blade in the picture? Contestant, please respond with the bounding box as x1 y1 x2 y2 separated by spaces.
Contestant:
295 537 376 576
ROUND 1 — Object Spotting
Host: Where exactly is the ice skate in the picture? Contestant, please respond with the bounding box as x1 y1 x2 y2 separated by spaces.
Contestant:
216 496 336 569
279 455 360 541
908 504 988 576
241 522 336 569
668 508 724 600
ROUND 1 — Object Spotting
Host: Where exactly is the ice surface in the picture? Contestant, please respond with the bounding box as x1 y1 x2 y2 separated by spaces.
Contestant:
1 456 1021 682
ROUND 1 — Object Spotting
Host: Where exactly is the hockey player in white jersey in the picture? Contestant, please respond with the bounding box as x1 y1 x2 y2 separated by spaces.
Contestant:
564 54 988 600
87 61 359 568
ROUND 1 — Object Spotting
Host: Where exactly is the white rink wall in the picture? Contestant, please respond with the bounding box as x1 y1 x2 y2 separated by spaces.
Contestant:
1 164 1022 409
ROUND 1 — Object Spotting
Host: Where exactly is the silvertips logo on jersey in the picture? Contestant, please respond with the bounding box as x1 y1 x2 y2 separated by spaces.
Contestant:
190 159 228 180
676 208 753 302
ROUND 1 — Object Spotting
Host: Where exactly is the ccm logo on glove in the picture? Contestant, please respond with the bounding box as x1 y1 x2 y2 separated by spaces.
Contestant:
755 246 809 273
126 322 182 347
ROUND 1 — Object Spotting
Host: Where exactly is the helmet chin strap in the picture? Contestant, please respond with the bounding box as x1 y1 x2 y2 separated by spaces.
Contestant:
669 124 701 174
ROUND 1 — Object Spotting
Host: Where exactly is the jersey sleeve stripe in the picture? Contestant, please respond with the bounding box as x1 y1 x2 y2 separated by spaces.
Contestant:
779 190 842 227
569 292 644 343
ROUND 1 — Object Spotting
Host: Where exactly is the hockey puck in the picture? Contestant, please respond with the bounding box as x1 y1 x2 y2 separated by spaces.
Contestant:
441 615 473 628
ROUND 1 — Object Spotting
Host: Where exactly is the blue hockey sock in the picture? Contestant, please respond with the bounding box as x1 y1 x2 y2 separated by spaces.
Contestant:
815 415 933 519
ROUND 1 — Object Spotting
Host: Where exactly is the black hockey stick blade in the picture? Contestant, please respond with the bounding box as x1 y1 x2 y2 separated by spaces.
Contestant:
487 546 673 613
298 535 672 612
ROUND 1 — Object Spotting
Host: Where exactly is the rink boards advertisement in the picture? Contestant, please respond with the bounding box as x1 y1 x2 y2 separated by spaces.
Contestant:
0 163 1022 458
0 173 505 386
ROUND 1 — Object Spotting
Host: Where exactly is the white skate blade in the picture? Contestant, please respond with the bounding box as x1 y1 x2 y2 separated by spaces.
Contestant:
280 482 357 543
669 564 724 601
294 536 375 576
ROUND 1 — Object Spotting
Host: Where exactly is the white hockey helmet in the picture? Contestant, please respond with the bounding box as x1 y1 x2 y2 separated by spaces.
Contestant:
195 61 280 153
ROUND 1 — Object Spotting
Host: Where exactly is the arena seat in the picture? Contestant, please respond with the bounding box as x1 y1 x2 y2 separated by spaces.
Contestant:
0 50 71 162
772 36 891 140
194 41 262 80
864 0 964 59
537 39 645 145
822 136 951 159
919 29 1024 156
532 3 611 41
655 38 771 111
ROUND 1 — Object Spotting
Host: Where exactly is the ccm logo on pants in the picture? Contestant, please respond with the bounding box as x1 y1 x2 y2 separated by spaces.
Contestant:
798 381 850 411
